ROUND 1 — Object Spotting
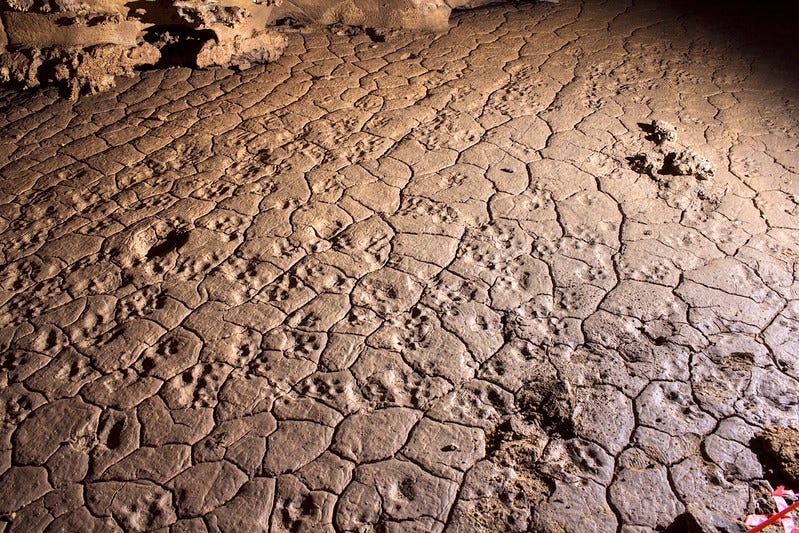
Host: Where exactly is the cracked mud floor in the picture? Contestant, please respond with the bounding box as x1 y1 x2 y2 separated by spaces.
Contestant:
1 0 799 531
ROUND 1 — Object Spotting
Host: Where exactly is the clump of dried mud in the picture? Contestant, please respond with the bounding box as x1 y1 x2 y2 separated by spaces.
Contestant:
448 418 555 532
752 426 799 486
628 119 722 211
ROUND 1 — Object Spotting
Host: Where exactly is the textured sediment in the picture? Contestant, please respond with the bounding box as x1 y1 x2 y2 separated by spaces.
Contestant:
0 0 798 531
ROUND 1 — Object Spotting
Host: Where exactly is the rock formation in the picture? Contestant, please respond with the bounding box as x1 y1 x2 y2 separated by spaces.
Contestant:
0 0 514 97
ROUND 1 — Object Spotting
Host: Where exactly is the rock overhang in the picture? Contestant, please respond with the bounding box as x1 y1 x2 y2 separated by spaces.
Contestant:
0 0 522 97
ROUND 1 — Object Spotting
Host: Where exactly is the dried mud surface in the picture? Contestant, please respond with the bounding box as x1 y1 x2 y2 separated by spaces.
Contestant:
1 0 798 531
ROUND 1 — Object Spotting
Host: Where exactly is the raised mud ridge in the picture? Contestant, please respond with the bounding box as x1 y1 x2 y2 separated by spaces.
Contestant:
0 0 516 98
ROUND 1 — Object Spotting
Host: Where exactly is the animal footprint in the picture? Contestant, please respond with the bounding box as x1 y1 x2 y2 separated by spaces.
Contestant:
162 363 232 409
117 285 164 321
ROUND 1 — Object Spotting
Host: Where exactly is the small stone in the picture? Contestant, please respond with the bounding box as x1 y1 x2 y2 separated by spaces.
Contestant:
651 120 677 144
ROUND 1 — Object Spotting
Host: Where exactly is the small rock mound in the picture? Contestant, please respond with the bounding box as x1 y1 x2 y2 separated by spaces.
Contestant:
752 425 799 486
626 118 721 211
651 119 677 144
663 149 714 180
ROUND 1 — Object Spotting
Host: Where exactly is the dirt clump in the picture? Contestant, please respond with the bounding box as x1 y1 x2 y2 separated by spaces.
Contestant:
663 149 715 180
752 425 799 486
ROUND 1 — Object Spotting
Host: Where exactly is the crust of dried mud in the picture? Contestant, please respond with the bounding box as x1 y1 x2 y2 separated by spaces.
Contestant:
0 0 798 532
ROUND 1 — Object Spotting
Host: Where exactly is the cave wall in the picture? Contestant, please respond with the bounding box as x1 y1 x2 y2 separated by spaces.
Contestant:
0 0 514 97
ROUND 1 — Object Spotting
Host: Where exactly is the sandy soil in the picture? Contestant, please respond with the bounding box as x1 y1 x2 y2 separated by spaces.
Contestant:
0 0 798 531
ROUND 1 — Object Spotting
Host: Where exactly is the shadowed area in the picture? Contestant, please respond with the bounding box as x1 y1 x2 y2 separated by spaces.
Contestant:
667 0 799 75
